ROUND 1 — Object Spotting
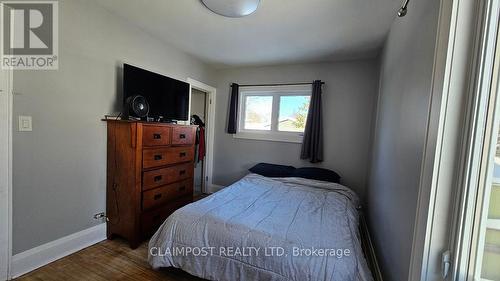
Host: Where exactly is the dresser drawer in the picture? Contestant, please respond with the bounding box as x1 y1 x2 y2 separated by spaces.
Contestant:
142 179 193 210
140 205 170 237
141 196 192 236
142 163 194 191
172 127 195 145
143 126 171 147
143 147 194 169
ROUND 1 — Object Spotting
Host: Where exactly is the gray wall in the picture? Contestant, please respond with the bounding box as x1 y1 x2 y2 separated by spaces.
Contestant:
12 0 215 254
366 0 441 280
213 61 379 198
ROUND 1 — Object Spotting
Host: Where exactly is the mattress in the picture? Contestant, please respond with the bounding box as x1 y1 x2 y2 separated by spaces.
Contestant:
148 173 373 281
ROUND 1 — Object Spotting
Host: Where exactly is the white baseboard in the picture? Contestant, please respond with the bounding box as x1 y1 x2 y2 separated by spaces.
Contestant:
207 184 225 193
10 223 106 279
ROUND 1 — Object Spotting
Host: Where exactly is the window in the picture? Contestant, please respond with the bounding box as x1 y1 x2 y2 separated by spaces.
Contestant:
235 85 311 143
243 96 273 130
454 8 500 280
476 128 500 281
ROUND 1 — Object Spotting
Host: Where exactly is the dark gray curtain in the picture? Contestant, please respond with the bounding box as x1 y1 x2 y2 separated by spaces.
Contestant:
227 83 239 134
300 80 323 163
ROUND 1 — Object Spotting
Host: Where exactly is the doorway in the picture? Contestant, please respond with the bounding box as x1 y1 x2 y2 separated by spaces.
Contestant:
187 78 216 197
190 88 208 196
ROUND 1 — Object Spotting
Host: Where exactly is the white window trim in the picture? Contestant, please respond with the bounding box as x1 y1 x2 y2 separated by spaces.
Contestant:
233 85 311 143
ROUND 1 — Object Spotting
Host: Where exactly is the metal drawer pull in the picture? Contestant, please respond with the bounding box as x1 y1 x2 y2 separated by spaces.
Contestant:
179 186 186 191
179 152 186 157
154 155 162 160
154 175 162 182
153 133 161 139
154 194 162 200
179 170 186 175
179 134 186 139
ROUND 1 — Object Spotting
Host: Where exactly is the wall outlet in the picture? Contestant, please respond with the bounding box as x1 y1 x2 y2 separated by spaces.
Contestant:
93 212 106 220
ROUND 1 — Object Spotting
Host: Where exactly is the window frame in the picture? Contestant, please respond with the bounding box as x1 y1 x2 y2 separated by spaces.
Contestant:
234 85 312 143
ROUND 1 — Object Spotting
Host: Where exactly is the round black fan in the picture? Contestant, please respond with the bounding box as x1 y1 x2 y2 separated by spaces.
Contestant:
124 95 149 119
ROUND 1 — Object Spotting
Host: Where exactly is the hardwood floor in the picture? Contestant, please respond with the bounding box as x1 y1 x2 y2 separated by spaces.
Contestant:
15 239 205 281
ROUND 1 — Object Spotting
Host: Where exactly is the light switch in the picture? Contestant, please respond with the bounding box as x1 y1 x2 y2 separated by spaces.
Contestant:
18 115 32 132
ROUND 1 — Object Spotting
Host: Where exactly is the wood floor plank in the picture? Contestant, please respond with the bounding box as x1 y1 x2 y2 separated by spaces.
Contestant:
14 239 205 281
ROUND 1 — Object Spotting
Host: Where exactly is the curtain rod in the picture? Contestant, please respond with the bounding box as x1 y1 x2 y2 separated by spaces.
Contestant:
234 82 324 87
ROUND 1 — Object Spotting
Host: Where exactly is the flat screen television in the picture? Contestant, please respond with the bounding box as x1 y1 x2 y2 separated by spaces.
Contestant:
123 64 190 121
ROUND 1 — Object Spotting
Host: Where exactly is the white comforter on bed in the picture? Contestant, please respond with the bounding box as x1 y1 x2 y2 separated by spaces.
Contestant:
148 173 373 281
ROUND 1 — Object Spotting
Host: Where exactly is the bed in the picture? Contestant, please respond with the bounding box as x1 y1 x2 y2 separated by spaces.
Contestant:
148 173 374 281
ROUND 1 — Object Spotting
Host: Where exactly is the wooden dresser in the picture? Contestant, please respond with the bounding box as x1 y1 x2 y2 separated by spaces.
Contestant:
105 120 197 248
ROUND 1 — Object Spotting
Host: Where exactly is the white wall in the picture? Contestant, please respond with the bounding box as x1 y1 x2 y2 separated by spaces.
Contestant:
367 0 441 280
213 60 379 198
12 0 215 254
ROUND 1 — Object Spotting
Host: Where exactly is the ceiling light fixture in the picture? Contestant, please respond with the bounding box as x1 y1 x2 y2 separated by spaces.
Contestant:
201 0 261 18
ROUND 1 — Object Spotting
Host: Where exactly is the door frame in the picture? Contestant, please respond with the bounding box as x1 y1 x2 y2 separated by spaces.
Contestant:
408 0 494 279
0 60 13 280
452 1 500 279
409 0 500 279
187 78 217 194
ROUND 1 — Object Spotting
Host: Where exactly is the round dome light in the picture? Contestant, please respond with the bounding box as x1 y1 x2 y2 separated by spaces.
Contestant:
201 0 261 18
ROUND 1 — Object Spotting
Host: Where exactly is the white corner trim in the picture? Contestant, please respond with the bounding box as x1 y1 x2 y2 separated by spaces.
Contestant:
0 56 13 281
10 223 106 279
207 184 225 194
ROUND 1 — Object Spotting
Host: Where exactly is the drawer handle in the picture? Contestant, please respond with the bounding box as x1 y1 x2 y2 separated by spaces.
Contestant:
154 194 162 200
179 170 186 175
179 134 186 139
179 186 186 191
154 154 163 161
179 152 186 157
153 133 162 139
154 175 162 182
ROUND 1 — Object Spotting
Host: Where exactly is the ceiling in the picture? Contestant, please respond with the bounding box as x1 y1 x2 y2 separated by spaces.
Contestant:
93 0 401 68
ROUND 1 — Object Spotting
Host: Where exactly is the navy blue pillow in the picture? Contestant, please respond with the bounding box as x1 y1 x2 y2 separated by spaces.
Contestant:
292 167 341 183
249 163 296 177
